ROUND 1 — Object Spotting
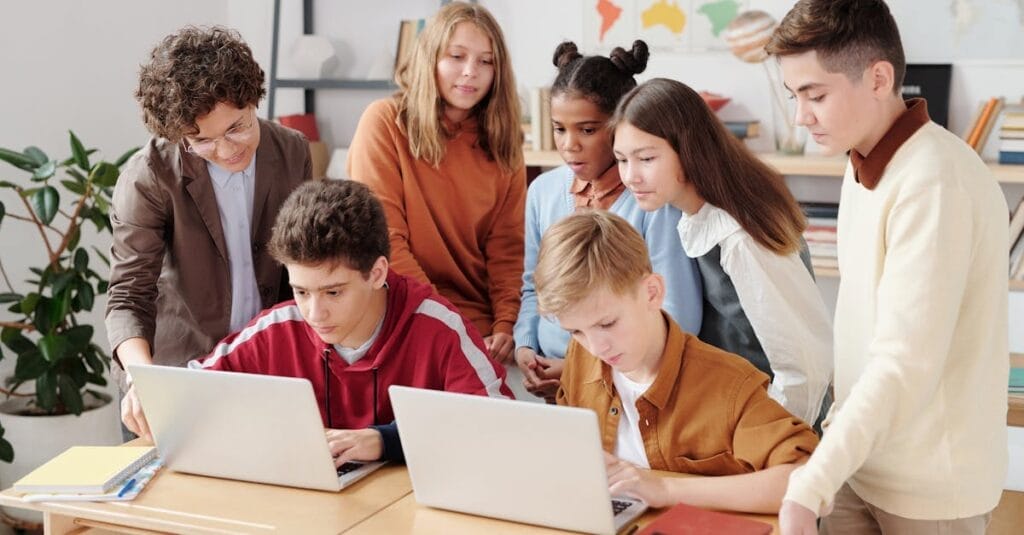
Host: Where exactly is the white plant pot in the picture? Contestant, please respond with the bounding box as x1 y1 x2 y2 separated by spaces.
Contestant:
0 395 120 525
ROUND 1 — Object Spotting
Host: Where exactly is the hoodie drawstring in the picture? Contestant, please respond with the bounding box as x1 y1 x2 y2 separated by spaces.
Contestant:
322 349 333 428
372 366 379 426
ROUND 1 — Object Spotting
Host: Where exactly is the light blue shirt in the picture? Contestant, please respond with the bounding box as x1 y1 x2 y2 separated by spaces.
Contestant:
207 157 261 333
513 165 703 358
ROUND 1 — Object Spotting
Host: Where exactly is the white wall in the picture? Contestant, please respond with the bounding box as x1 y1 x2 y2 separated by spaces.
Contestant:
0 2 232 383
1 0 1022 368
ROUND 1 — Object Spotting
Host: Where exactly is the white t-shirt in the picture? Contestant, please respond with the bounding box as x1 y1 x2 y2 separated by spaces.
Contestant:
611 370 651 469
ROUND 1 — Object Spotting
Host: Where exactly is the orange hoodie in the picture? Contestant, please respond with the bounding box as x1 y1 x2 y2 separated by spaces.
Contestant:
348 99 525 337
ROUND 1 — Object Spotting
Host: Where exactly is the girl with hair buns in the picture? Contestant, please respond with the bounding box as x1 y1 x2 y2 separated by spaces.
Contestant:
348 2 524 365
611 77 832 426
512 40 702 401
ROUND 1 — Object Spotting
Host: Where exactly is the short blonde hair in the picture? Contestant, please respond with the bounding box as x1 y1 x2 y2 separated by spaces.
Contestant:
395 1 523 174
534 210 652 316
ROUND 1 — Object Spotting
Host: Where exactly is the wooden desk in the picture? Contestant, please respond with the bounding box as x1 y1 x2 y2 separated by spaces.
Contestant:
0 464 412 534
346 492 779 535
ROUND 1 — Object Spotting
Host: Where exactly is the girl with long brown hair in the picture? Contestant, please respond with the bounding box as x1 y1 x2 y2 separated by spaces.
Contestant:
611 78 832 426
348 2 524 364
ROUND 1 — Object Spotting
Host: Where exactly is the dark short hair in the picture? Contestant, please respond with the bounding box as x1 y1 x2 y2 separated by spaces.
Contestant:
268 180 391 276
550 40 649 115
766 0 906 93
136 26 266 141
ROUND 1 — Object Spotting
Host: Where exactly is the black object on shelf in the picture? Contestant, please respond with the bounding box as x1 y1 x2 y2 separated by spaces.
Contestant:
902 64 953 128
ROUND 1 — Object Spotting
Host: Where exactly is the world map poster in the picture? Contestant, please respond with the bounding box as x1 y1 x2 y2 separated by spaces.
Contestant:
583 0 749 52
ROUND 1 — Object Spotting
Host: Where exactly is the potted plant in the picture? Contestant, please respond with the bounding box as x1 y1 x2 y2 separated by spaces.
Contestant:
0 132 138 522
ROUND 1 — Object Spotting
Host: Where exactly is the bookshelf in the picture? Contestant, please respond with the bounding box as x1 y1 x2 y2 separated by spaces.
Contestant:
266 0 401 119
523 150 1024 184
523 150 1024 291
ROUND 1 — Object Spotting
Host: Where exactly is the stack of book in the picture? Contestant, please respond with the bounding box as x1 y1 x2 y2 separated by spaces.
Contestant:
1009 198 1024 280
801 202 839 271
1011 366 1024 395
998 104 1024 165
528 87 554 151
963 97 1003 154
722 120 760 140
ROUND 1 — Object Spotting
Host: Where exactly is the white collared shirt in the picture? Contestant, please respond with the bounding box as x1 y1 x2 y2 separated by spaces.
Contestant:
208 156 261 333
611 370 652 469
677 202 833 424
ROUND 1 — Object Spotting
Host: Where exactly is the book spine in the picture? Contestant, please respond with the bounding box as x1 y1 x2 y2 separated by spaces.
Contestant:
998 151 1024 165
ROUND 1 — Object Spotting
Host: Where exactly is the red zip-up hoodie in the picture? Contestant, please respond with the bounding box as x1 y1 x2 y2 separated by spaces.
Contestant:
189 270 513 460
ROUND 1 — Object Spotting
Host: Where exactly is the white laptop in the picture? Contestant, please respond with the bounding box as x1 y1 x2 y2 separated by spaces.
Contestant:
389 385 647 534
127 364 384 491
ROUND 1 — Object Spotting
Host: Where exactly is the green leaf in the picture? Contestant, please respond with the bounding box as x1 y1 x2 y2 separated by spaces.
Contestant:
1 327 34 355
66 359 88 387
76 282 94 310
68 131 90 171
74 248 89 273
67 225 81 250
51 271 76 295
0 147 36 171
0 180 18 190
18 292 39 315
36 373 57 412
60 179 86 195
65 168 87 183
91 246 110 267
0 293 18 304
61 149 97 167
0 437 13 463
0 201 5 228
30 186 59 225
32 295 64 334
23 146 48 166
97 280 109 294
89 208 110 232
89 162 119 188
94 195 109 214
84 349 103 374
114 146 141 168
31 160 56 181
38 335 68 362
65 325 93 351
14 349 47 381
58 374 84 415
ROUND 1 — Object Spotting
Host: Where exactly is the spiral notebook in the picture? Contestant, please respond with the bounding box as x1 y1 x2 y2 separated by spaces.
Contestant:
13 446 157 494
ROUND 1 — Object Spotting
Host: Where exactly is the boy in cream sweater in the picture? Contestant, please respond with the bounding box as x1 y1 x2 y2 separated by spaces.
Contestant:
767 1 1009 533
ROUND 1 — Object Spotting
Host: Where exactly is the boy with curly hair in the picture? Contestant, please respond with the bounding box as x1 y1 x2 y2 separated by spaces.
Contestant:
108 26 311 438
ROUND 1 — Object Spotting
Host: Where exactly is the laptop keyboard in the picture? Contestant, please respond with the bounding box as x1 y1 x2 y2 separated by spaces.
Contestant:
611 499 633 516
336 462 363 476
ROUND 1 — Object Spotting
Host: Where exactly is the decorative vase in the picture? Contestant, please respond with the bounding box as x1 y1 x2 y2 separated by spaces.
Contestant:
772 95 807 155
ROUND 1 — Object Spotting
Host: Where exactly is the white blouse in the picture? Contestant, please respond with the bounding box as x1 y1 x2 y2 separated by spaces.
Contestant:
677 202 833 424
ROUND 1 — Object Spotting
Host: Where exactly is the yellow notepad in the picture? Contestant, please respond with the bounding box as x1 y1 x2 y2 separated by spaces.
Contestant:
13 446 157 494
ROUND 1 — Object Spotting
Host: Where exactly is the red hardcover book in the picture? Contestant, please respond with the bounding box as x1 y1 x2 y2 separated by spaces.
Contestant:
637 503 773 535
277 113 320 142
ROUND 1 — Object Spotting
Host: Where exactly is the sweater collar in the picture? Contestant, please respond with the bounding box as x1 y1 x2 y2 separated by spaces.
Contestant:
569 164 625 209
850 98 930 190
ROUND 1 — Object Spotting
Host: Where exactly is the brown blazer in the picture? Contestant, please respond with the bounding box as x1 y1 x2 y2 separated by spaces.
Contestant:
557 313 818 475
105 120 310 380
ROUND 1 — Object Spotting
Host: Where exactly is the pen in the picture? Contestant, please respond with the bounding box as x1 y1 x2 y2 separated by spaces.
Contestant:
116 478 137 498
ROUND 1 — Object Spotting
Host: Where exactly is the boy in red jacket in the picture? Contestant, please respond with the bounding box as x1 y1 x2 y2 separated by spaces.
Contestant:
122 180 513 463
